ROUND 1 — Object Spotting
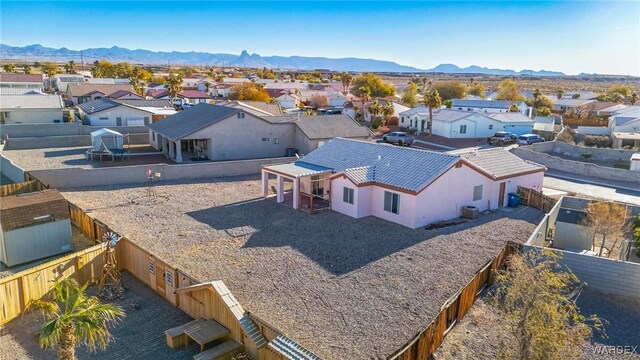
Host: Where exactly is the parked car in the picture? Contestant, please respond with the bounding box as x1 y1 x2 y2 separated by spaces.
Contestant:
487 131 517 146
517 134 545 145
382 131 414 146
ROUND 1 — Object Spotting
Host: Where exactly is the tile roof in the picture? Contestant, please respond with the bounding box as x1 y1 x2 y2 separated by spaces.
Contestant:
147 89 169 98
461 148 545 179
553 99 596 107
487 112 534 123
147 103 241 141
399 105 430 116
295 115 372 140
77 98 122 114
0 94 63 109
297 138 460 192
614 116 640 126
178 90 210 99
452 99 524 109
116 99 173 108
0 73 44 83
67 83 134 97
0 190 69 232
109 89 141 99
431 109 480 122
222 100 283 116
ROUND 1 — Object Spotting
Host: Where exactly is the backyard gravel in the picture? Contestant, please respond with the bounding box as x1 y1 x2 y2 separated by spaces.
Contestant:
57 175 544 359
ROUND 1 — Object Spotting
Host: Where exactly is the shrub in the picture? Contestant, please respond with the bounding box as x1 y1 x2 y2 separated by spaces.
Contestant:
580 153 593 160
556 126 577 144
371 118 383 129
584 135 613 148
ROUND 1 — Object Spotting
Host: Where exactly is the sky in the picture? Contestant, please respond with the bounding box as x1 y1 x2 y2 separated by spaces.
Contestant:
1 1 639 76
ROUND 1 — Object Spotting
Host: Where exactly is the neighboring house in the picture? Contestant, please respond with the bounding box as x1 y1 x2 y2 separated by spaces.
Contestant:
264 82 309 92
77 98 175 126
486 113 535 135
552 98 596 112
0 94 64 124
211 84 235 98
108 89 145 100
400 109 533 137
609 106 640 133
147 89 210 105
585 102 629 117
532 116 556 132
261 138 545 228
275 93 301 109
0 189 72 267
451 99 530 117
0 73 44 95
360 99 410 122
84 77 131 85
66 83 135 105
146 104 371 162
221 100 284 117
51 74 85 92
561 91 598 100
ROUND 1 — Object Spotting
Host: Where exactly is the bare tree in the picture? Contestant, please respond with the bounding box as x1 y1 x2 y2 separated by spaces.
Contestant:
581 201 632 257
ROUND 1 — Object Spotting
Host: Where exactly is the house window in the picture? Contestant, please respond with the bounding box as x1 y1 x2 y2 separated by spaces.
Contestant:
459 125 467 134
262 138 270 142
99 117 109 121
401 117 404 124
489 124 493 130
383 191 400 214
311 175 324 196
473 185 483 201
343 187 354 205
152 132 156 141
237 112 245 119
273 138 279 144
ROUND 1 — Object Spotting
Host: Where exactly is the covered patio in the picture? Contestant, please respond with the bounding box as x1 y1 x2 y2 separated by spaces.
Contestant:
612 132 640 149
262 163 333 213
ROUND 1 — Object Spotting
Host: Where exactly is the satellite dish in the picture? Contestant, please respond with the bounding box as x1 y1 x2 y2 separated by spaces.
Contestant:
101 231 120 249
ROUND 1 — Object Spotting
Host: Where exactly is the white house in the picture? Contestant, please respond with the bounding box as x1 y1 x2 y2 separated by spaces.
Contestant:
275 93 301 109
609 106 640 133
0 73 44 95
451 99 530 116
261 138 545 228
0 94 64 124
77 98 175 126
400 109 533 138
532 116 556 132
552 99 596 112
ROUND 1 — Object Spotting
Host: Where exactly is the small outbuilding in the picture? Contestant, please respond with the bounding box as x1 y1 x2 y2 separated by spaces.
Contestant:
90 128 124 152
0 190 72 267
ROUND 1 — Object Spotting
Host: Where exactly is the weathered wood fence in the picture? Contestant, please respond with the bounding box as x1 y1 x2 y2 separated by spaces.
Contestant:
389 242 518 360
562 117 608 127
517 186 557 213
0 180 47 197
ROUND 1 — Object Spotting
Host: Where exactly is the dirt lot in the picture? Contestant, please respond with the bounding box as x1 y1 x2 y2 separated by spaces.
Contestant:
0 272 197 360
435 288 640 359
61 175 543 359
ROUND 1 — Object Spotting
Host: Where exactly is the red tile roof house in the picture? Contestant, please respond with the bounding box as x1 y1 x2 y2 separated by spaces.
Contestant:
262 138 546 228
146 89 210 106
65 83 136 106
0 73 45 95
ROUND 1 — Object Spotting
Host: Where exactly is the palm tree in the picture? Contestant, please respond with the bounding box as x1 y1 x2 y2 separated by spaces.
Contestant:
165 72 183 107
532 88 542 109
340 72 353 96
630 92 638 105
424 90 442 135
382 102 394 126
368 99 382 121
359 86 371 121
26 279 124 360
556 90 565 100
23 65 32 74
3 63 16 72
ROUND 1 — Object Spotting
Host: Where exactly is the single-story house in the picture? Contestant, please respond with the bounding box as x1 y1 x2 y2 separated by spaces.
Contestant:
486 113 535 135
221 100 284 117
0 73 44 95
148 89 210 106
51 74 85 92
84 78 131 85
0 94 64 124
66 83 135 105
261 138 545 228
561 91 598 100
78 98 176 126
552 99 596 112
586 102 629 117
108 89 145 100
146 104 371 162
275 93 301 109
451 99 530 117
0 189 72 267
211 84 235 98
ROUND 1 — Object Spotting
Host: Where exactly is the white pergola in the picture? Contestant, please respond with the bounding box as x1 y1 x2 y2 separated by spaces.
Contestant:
261 163 332 210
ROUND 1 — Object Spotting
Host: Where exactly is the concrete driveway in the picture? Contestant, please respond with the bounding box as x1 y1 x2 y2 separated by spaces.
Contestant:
543 175 640 205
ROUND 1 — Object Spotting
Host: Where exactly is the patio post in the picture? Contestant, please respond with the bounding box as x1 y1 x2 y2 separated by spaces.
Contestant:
276 175 284 203
261 170 269 197
293 178 300 210
175 140 183 163
169 139 175 159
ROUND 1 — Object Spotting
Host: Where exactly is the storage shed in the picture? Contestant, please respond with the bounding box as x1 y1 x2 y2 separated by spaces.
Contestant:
0 190 72 267
90 128 124 152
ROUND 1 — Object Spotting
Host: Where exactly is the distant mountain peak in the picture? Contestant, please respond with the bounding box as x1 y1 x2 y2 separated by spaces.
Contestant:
0 43 567 75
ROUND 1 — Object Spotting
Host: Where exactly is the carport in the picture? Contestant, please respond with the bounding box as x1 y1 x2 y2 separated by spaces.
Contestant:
261 163 333 212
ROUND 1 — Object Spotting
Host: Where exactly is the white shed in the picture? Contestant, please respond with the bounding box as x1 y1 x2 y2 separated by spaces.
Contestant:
91 128 124 151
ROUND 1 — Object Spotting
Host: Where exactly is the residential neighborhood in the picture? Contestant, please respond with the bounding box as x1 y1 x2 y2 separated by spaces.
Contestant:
0 1 639 360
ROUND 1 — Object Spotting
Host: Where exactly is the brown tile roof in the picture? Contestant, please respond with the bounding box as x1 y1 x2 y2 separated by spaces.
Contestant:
147 89 168 98
178 90 210 99
0 190 69 232
67 83 134 98
0 73 44 83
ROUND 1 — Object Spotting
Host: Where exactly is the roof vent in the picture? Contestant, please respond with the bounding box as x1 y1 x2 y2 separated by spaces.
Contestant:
377 155 382 160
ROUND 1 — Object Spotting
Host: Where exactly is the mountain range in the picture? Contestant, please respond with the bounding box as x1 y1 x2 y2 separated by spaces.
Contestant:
0 44 566 76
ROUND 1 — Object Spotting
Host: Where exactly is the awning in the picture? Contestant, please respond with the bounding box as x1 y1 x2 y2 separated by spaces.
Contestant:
263 162 332 178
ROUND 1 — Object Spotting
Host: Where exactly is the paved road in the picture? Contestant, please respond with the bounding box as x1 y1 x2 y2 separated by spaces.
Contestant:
543 175 640 205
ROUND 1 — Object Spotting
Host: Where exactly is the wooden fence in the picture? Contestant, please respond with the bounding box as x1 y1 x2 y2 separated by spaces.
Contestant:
517 186 557 213
562 117 609 127
0 180 46 197
389 242 518 360
0 244 106 325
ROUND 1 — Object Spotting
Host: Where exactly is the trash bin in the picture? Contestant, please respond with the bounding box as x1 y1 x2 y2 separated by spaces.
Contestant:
508 193 520 208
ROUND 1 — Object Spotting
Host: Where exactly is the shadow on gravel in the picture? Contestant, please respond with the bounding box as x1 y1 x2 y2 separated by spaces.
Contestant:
187 198 544 276
44 148 86 157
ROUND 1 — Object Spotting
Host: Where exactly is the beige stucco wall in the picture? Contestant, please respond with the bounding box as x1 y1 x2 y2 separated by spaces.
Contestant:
2 109 63 124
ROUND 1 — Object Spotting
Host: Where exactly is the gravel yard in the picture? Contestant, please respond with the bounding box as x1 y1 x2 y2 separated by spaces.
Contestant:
0 272 197 360
1 146 170 170
61 176 544 359
435 288 640 360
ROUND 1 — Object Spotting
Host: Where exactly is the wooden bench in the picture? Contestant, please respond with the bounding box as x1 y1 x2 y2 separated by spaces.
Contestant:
193 339 243 360
164 324 188 349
